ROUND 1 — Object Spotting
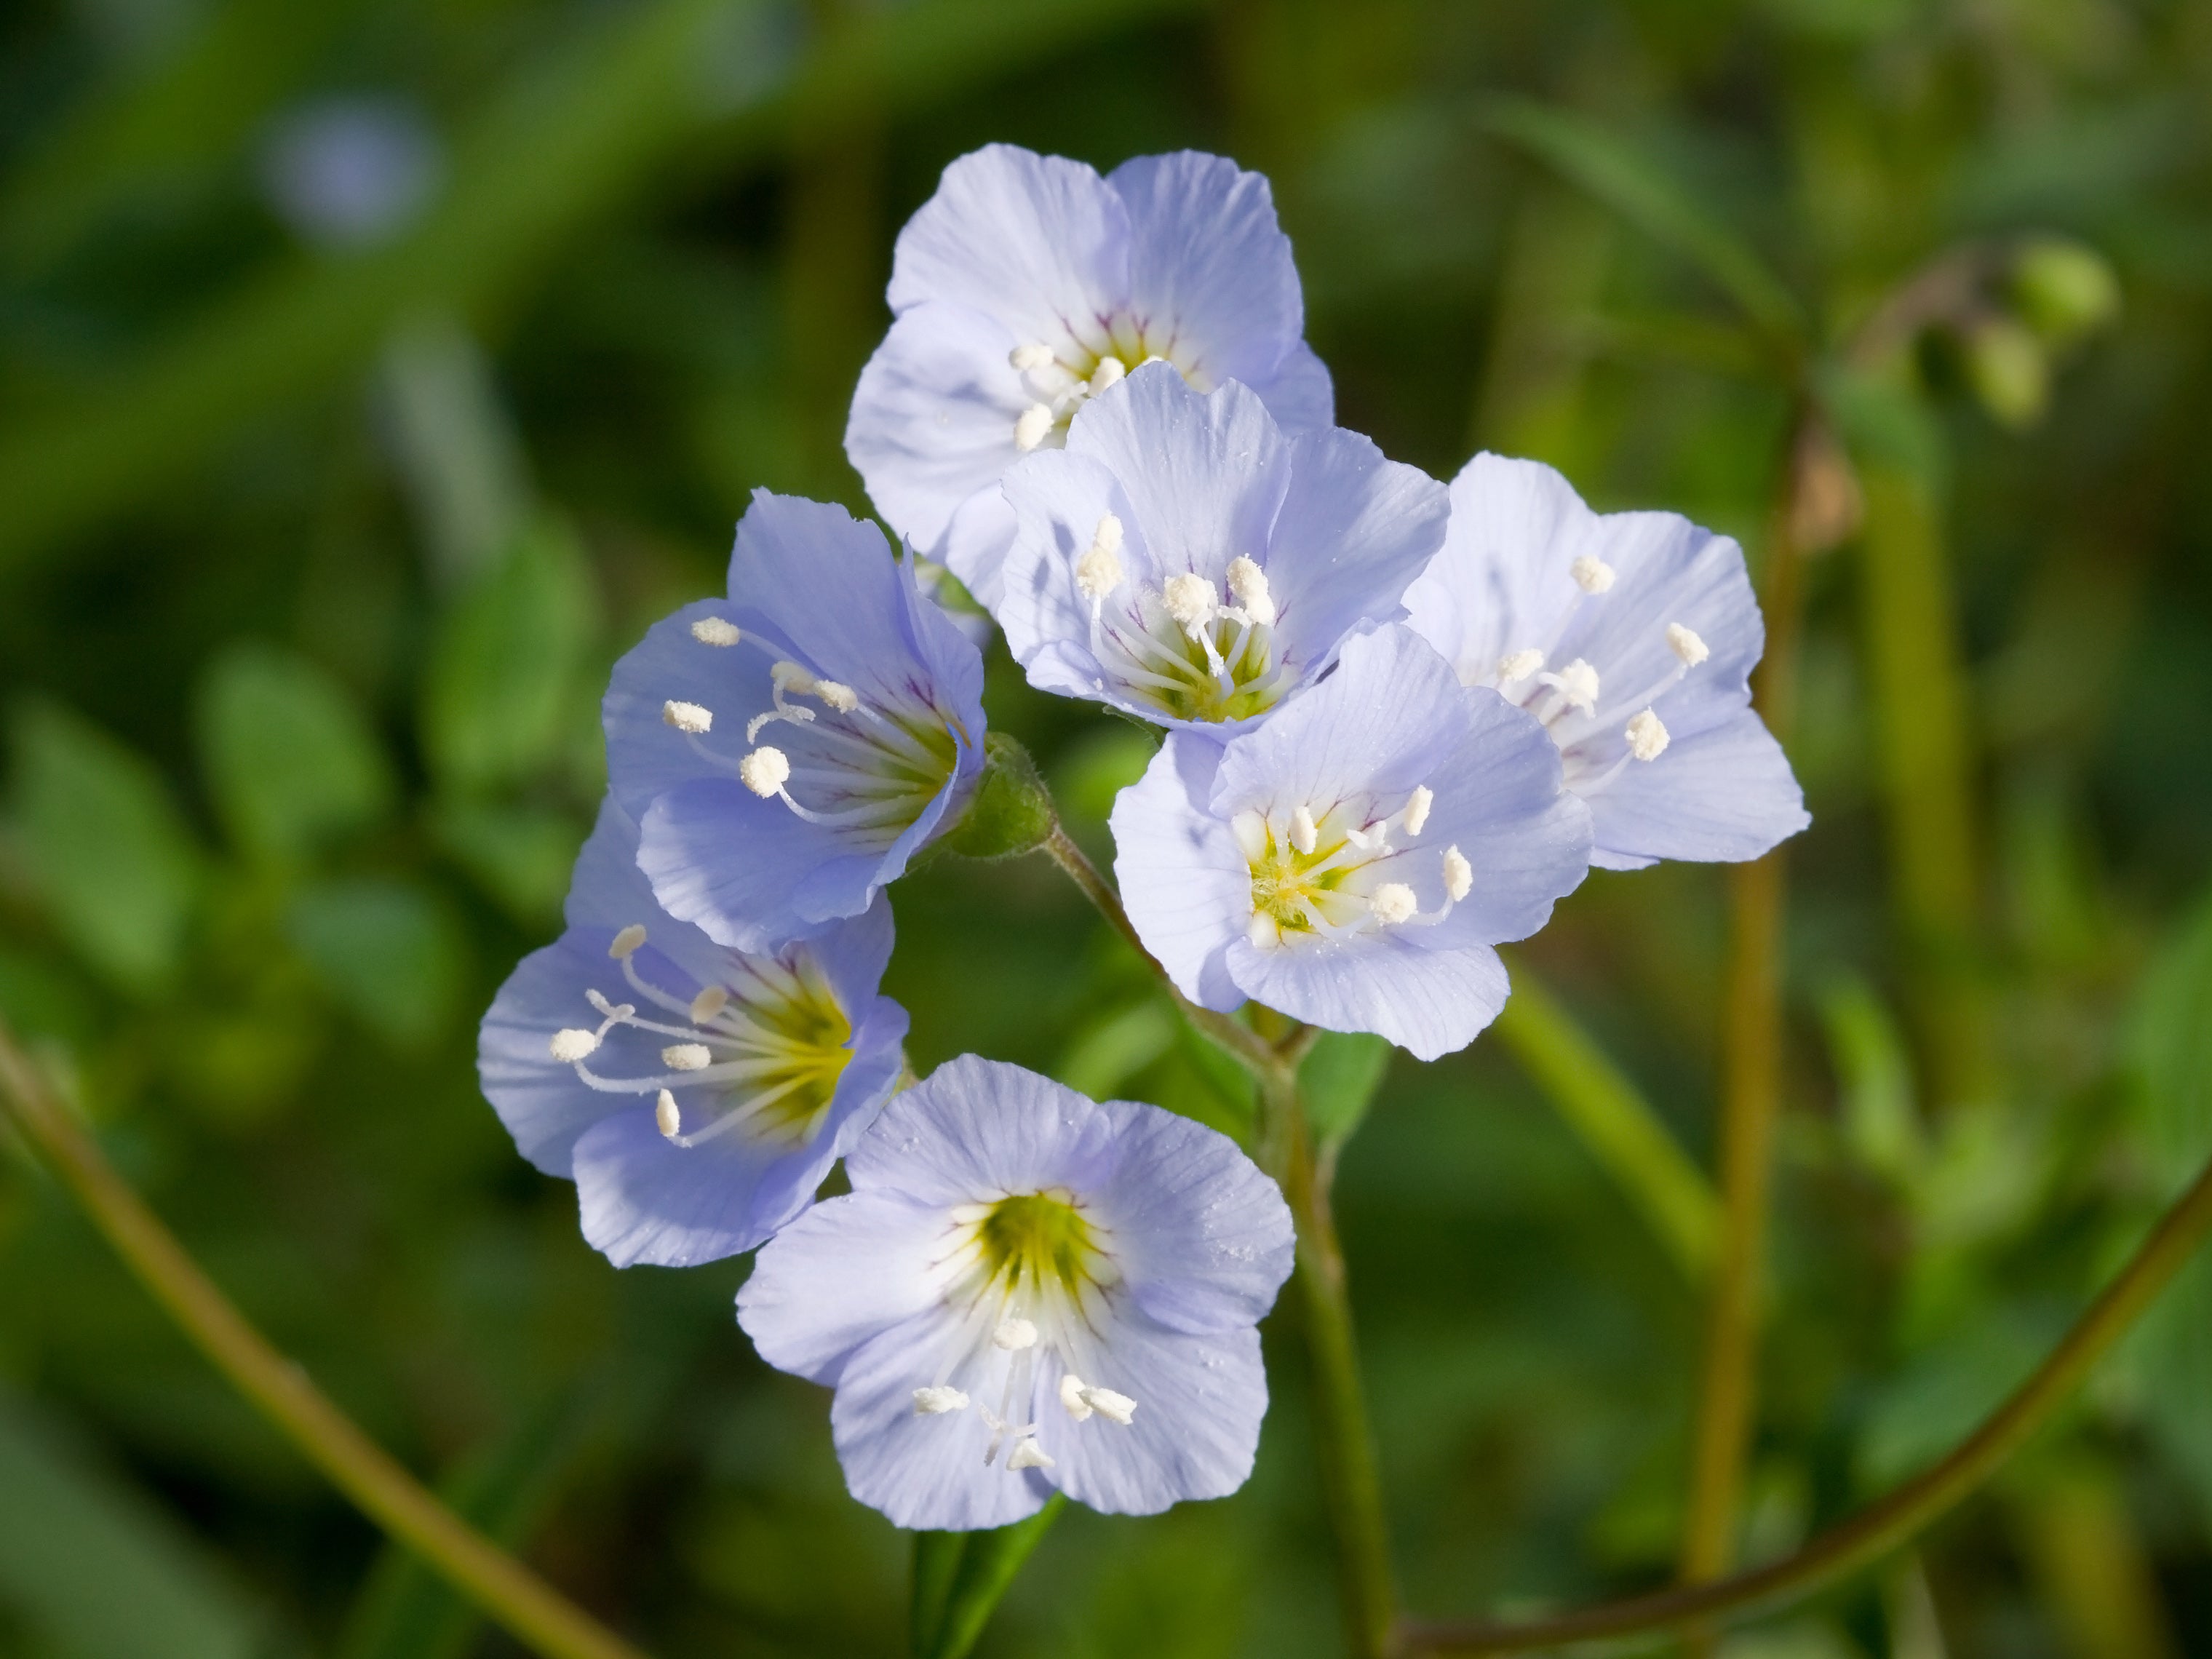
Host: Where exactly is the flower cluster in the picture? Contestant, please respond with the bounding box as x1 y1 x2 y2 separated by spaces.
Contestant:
478 141 1807 1534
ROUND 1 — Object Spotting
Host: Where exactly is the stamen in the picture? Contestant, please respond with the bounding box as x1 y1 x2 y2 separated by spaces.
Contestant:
1008 343 1056 372
1291 806 1318 855
1059 1374 1094 1421
1443 846 1473 902
1246 912 1279 949
771 661 819 696
689 985 730 1024
1667 623 1710 666
1543 659 1600 715
1082 1386 1137 1426
1626 708 1670 761
663 699 713 734
993 1317 1038 1350
813 680 859 713
662 1043 713 1071
1225 556 1277 627
1005 1438 1055 1471
549 1028 600 1062
1369 884 1417 926
739 747 791 797
1572 555 1618 594
914 1385 971 1415
1014 404 1054 451
691 616 741 647
656 1089 682 1139
1088 355 1126 395
1075 514 1125 600
608 923 648 960
1404 786 1433 838
1499 648 1545 683
1163 573 1215 637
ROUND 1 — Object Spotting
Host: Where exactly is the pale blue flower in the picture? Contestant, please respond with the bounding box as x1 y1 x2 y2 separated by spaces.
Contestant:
478 799 908 1268
603 490 986 954
846 144 1334 611
1404 454 1810 870
737 1056 1294 1531
1111 625 1593 1061
997 362 1447 734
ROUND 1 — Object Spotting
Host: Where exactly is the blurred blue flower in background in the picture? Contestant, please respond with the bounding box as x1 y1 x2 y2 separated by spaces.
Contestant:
737 1055 1294 1530
602 490 987 952
846 143 1334 610
260 94 442 250
1406 454 1810 870
998 362 1447 733
1113 624 1592 1059
479 798 908 1268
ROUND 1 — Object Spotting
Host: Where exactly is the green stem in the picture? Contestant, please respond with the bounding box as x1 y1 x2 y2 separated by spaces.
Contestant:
1260 1067 1399 1659
1398 1149 2212 1654
0 1019 651 1659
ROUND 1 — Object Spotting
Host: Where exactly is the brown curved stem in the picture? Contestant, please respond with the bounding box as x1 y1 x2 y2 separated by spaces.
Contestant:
1399 1151 2212 1654
0 1019 651 1659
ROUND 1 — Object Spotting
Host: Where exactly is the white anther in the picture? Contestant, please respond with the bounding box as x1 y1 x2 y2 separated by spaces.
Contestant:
608 923 648 960
913 1385 971 1415
688 985 729 1024
1225 555 1278 626
1626 708 1670 761
992 1317 1038 1350
656 1089 682 1139
1443 845 1473 902
663 699 713 734
813 679 859 712
771 660 817 695
1498 648 1545 683
1571 554 1617 594
1291 806 1318 856
691 616 741 646
739 747 790 797
1088 355 1126 395
1006 1438 1055 1471
1549 659 1600 714
549 1028 600 1062
1369 883 1418 926
1163 573 1214 634
1404 786 1433 838
1076 514 1125 600
1059 1373 1094 1421
1246 912 1279 949
1009 343 1056 372
1014 404 1054 451
662 1043 713 1071
1667 623 1709 667
1082 1386 1137 1425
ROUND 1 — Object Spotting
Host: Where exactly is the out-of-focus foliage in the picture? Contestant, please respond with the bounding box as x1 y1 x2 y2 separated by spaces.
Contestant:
0 1 2208 1655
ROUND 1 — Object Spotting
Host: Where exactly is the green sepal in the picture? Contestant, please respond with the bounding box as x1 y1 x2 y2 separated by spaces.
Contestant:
910 1493 1066 1659
937 731 1057 862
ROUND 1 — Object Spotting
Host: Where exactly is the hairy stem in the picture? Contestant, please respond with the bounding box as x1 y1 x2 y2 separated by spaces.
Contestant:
0 1019 650 1659
1399 1150 2212 1654
1261 1066 1399 1659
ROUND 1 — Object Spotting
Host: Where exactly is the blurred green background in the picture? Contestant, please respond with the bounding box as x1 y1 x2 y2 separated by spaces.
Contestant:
2 1 2211 1655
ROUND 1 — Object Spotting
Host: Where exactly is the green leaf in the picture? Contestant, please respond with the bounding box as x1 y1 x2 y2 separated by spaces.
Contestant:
419 519 597 795
1054 1000 1177 1101
910 1494 1065 1659
1300 1030 1393 1147
429 800 588 925
7 699 204 993
196 642 394 864
1476 97 1807 350
285 878 465 1050
0 1389 273 1659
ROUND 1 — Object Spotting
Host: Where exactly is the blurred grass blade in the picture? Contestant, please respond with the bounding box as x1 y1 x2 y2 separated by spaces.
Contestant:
6 699 204 993
1492 963 1720 1281
1476 97 1806 350
338 1392 585 1659
911 1495 1065 1659
1301 1030 1394 1149
197 642 395 866
0 1389 274 1659
1054 1000 1177 1099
